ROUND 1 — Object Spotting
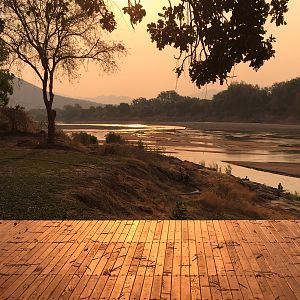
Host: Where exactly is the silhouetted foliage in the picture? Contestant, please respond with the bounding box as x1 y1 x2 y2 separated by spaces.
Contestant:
172 201 188 220
1 0 126 143
29 78 300 124
105 132 125 144
0 105 35 132
0 18 13 107
72 132 98 145
0 70 13 107
76 0 289 87
147 0 288 86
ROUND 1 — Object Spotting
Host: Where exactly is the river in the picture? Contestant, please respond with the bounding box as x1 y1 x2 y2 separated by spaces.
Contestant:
60 122 300 194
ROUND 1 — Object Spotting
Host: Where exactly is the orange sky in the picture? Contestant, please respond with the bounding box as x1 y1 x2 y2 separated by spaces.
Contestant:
22 0 300 100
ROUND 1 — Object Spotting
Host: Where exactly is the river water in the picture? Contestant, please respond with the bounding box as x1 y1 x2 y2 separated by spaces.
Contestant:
61 123 300 193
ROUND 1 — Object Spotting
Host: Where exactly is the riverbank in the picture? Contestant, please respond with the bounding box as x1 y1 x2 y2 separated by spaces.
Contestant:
1 134 300 220
224 161 300 179
58 122 300 191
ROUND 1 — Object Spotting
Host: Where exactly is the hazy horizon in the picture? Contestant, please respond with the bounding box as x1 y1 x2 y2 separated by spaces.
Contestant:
20 0 300 99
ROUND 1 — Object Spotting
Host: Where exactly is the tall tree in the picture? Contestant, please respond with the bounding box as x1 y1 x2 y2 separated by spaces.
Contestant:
1 0 126 143
0 17 13 107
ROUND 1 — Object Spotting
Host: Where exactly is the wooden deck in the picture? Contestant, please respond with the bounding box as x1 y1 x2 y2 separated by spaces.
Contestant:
0 220 300 300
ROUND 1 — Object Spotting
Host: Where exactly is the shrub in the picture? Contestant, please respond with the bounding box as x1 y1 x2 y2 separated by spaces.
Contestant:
225 164 232 175
199 160 206 167
105 132 125 144
209 162 221 172
72 132 98 145
137 139 146 149
172 201 188 220
0 105 36 133
286 191 300 201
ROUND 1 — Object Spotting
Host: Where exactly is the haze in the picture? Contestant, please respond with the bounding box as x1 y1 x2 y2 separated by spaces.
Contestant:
21 0 300 100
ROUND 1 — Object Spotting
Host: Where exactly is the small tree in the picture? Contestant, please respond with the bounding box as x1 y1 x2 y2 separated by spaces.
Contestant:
1 0 126 143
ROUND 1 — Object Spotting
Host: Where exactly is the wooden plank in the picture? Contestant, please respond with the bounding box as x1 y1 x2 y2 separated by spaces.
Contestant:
108 221 146 299
35 221 102 300
194 220 211 299
64 222 130 300
161 220 175 300
216 220 253 300
0 241 59 299
171 221 181 300
15 222 89 300
224 221 265 300
135 221 160 300
212 221 243 300
81 221 143 299
258 221 300 299
241 221 289 299
187 221 201 300
181 239 191 299
150 223 168 300
98 221 139 300
130 223 157 299
0 221 51 274
231 221 276 300
45 223 99 299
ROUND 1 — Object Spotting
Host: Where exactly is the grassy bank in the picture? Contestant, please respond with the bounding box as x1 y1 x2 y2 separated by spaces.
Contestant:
1 134 300 220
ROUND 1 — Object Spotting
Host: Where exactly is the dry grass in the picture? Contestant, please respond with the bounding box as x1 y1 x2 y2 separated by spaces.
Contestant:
198 179 262 218
1 135 300 220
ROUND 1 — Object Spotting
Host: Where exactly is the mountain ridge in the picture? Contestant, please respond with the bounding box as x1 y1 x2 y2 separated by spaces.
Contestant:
10 79 102 110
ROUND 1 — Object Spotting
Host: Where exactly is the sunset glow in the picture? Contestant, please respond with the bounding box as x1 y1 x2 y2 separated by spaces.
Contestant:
21 0 300 100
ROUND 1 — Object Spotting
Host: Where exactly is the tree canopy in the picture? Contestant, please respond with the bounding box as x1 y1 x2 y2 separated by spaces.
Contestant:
146 0 289 87
79 0 289 87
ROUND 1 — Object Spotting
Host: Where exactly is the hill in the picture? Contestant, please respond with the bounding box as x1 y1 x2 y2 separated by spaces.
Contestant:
86 95 132 105
10 78 101 109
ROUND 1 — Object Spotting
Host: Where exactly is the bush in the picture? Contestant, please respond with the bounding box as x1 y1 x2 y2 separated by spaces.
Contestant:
105 132 125 144
72 132 98 145
137 139 146 149
0 105 36 133
286 191 300 201
172 201 188 220
208 162 221 172
225 164 232 175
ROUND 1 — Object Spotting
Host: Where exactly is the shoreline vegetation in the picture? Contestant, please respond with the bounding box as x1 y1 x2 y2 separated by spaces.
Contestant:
30 79 300 125
0 131 300 220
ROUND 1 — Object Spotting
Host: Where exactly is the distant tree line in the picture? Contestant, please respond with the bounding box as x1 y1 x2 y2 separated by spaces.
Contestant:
29 78 300 124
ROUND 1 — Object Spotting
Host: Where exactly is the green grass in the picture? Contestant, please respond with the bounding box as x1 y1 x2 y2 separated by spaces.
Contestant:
0 148 104 219
286 191 300 202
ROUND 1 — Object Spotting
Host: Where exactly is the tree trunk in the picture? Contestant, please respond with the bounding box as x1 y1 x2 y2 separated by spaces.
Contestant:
47 71 56 144
47 107 56 144
42 70 56 144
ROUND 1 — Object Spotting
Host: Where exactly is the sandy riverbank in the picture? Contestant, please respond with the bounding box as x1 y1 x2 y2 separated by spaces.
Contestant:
224 161 300 179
